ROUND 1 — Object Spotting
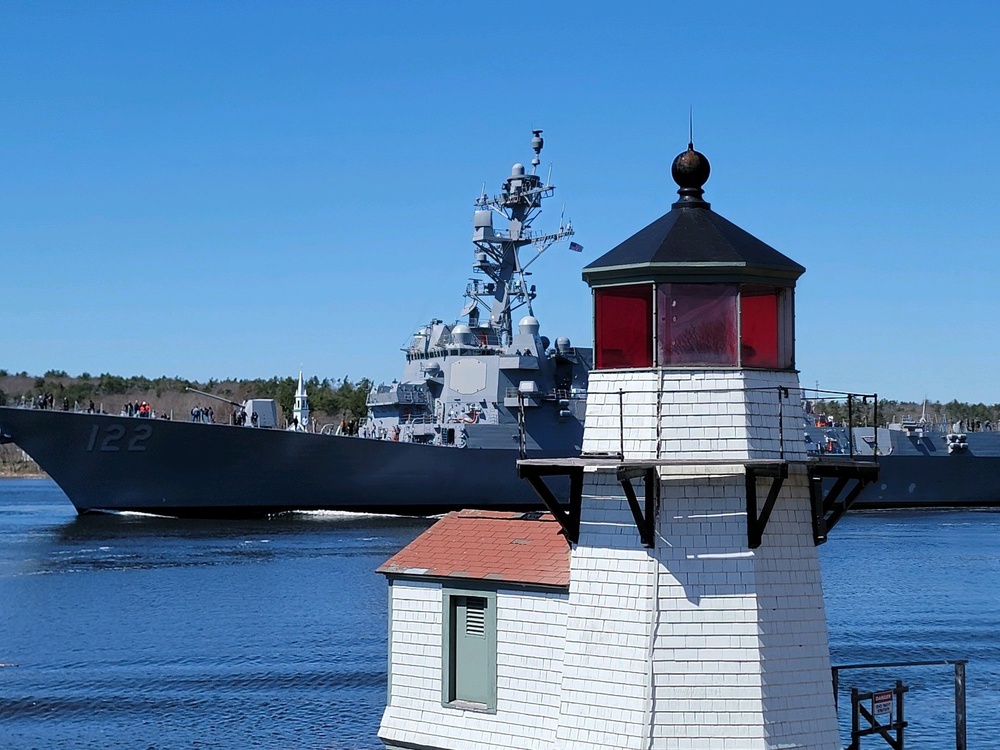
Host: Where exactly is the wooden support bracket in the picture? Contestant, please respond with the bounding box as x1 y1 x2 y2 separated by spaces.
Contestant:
745 463 789 549
518 455 879 550
518 461 659 547
617 466 658 548
808 460 880 545
518 463 584 543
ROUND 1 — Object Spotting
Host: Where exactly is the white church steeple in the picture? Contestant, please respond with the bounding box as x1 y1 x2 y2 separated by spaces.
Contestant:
292 370 310 431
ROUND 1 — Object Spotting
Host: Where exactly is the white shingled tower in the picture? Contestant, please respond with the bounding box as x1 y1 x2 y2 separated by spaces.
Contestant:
373 143 877 750
517 143 873 749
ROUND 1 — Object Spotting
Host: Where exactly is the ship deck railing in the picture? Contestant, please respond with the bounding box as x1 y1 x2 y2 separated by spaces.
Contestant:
503 387 587 402
406 344 501 361
6 401 181 421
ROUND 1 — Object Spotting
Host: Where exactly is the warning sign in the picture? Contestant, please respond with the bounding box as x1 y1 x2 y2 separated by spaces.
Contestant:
873 690 893 718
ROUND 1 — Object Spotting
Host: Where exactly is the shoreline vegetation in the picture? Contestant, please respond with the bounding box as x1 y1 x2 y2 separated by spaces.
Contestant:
0 370 374 479
0 462 46 479
0 441 46 478
0 370 371 425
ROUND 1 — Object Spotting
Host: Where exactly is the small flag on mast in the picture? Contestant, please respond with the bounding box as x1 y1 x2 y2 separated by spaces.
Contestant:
568 241 583 252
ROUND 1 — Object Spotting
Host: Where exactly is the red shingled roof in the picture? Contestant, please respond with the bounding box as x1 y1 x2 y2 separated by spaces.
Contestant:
377 510 571 588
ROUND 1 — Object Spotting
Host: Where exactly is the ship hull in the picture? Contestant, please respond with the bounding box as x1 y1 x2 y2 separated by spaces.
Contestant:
853 453 1000 509
0 407 566 518
8 407 1000 516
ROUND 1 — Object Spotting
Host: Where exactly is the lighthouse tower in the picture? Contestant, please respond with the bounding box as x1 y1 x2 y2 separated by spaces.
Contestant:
373 142 877 750
518 143 871 748
292 371 309 430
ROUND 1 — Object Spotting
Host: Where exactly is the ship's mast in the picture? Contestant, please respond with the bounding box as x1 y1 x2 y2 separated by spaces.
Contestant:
468 130 574 346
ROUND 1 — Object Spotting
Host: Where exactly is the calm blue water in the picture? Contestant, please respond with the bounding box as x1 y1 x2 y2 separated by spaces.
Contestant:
823 507 1000 747
1 479 998 748
0 479 432 749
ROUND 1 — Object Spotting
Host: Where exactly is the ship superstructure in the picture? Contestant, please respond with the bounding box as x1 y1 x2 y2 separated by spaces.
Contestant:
364 131 590 454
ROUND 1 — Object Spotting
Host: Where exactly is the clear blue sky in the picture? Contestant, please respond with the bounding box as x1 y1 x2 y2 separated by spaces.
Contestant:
2 2 999 404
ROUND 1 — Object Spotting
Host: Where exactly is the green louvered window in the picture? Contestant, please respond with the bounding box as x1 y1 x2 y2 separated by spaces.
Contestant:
442 589 497 712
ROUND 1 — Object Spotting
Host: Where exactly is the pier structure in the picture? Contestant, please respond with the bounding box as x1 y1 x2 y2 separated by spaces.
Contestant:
377 142 875 749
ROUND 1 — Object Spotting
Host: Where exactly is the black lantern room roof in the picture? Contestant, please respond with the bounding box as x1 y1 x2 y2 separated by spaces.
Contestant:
582 144 805 287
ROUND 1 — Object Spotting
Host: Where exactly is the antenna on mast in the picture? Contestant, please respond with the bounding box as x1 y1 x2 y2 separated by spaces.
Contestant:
531 129 544 173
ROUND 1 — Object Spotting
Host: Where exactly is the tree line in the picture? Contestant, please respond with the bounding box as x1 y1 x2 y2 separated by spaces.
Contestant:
3 367 999 430
810 397 1000 428
0 370 372 423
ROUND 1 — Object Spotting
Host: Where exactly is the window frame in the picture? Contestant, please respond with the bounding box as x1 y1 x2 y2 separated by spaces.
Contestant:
593 280 796 371
656 282 739 367
593 283 654 370
441 587 498 713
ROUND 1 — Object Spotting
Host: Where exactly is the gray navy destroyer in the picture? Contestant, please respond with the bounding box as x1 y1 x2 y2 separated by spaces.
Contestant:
0 132 592 517
4 132 1000 516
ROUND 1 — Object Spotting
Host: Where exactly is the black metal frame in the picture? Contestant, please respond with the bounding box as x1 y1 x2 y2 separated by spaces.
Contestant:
519 456 879 549
848 680 908 750
519 463 584 543
745 463 788 549
808 459 880 545
832 659 967 750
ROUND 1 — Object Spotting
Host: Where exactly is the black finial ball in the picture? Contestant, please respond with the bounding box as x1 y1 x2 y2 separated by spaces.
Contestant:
671 144 710 189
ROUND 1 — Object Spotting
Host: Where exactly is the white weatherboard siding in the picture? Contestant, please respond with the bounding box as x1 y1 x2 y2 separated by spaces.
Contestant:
378 580 569 750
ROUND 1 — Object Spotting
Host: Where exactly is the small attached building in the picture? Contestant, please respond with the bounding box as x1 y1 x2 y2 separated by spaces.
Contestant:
377 510 571 750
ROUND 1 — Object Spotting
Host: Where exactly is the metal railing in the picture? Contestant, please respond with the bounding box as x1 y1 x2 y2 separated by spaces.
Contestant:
598 384 877 462
6 400 179 421
503 386 588 401
803 388 880 459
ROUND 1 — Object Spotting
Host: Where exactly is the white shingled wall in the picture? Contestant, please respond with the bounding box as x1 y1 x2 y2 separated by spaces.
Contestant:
582 369 807 461
378 579 569 750
555 478 658 749
648 469 839 749
380 363 842 749
562 366 840 749
556 468 840 750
